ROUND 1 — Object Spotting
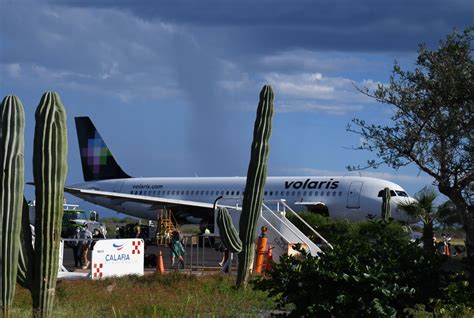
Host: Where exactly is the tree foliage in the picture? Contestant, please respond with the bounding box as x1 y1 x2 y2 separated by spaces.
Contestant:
254 220 448 317
398 186 438 252
347 27 474 255
254 219 474 317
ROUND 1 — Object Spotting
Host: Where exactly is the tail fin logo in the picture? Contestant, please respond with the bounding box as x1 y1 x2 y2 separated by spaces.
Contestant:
81 132 112 175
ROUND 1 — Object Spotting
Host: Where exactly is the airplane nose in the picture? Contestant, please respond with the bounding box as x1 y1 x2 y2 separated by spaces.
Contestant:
391 197 418 223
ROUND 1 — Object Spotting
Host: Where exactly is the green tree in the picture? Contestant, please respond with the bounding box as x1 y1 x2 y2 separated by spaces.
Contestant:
398 186 438 252
347 28 474 256
254 220 444 317
437 200 463 227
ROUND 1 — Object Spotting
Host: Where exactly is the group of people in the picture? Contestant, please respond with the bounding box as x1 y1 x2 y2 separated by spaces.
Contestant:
71 224 105 269
433 233 460 256
70 225 233 272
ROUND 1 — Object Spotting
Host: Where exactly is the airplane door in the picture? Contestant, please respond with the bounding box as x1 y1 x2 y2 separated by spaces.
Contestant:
347 181 363 208
113 182 124 193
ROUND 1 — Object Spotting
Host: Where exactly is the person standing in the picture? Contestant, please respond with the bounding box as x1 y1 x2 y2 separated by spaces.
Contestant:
170 230 185 270
91 228 105 250
80 224 93 269
71 227 83 268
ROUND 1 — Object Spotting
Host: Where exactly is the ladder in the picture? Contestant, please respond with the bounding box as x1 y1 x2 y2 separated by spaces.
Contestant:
214 198 332 261
157 209 177 245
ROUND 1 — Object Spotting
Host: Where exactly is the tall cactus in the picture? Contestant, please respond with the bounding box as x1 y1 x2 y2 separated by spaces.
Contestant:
32 92 68 316
381 187 391 220
237 85 274 288
0 96 25 315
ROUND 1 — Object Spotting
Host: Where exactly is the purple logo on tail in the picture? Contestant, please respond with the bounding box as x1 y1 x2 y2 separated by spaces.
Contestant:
81 132 111 175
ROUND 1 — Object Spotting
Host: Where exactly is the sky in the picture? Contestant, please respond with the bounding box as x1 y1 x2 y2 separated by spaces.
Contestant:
1 0 472 218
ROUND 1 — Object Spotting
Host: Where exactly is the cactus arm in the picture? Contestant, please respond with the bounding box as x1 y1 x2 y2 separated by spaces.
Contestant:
17 198 34 289
237 85 274 288
217 207 242 253
32 92 68 316
0 96 25 313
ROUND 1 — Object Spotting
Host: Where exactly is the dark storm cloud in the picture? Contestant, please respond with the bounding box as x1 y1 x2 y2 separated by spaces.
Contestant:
53 0 473 52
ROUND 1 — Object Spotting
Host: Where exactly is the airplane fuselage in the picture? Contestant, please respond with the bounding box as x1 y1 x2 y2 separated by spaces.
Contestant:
69 175 415 223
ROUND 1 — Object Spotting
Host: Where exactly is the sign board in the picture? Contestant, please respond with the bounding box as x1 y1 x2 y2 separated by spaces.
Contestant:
91 238 144 280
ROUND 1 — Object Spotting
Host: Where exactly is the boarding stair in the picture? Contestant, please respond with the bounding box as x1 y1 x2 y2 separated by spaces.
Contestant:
156 209 177 245
215 199 332 261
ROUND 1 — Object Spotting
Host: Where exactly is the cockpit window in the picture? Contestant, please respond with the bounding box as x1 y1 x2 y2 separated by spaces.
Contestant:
377 190 397 197
395 191 408 197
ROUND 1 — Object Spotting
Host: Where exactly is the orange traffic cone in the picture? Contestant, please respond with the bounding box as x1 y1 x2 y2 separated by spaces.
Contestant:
265 245 273 273
157 251 165 273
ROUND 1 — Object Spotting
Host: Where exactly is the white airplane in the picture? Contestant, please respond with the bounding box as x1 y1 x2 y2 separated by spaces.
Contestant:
65 117 417 230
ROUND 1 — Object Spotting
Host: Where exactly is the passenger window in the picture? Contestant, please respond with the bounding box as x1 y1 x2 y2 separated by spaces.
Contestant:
157 191 161 195
321 192 324 196
190 191 194 195
139 191 143 195
236 191 240 196
332 192 336 196
264 191 267 196
221 191 225 195
206 191 209 195
339 191 342 196
231 191 234 195
286 191 290 196
269 191 273 196
210 191 214 195
327 191 330 196
291 191 295 196
309 191 312 196
315 191 319 196
281 191 284 196
303 191 307 196
297 191 301 196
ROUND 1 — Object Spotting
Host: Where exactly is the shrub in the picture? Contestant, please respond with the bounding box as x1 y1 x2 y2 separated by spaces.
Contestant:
287 213 357 245
253 220 445 317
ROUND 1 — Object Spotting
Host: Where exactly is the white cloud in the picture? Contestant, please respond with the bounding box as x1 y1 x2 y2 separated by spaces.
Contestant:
277 102 364 115
267 72 334 98
6 63 21 78
260 50 372 74
1 3 182 104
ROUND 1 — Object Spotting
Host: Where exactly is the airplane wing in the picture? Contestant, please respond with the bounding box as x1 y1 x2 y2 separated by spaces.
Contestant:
64 187 216 210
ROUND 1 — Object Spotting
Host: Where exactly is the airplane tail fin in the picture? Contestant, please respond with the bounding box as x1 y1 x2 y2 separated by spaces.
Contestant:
75 116 131 181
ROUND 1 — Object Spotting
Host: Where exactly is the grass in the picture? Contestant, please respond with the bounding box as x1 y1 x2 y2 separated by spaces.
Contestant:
10 273 277 317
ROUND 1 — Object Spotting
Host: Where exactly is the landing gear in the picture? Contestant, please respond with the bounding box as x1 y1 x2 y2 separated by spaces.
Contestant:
308 203 329 217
